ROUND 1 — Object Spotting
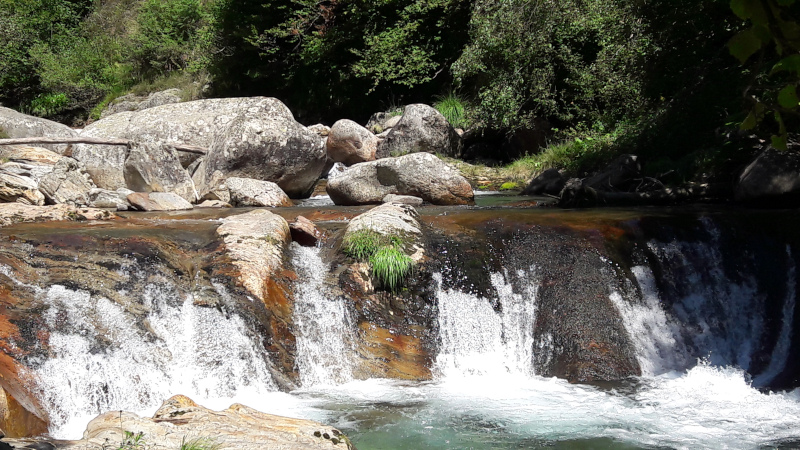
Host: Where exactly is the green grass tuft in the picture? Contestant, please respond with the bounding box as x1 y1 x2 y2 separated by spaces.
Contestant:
370 246 413 292
342 229 384 261
179 436 222 450
433 91 468 129
0 128 9 139
499 181 518 190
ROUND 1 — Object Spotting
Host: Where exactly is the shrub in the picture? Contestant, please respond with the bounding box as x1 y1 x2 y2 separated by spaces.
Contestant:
370 247 414 292
23 92 70 117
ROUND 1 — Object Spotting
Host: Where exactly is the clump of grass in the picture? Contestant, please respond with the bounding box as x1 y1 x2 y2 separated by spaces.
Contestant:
179 436 222 450
342 229 385 260
433 91 468 129
369 246 413 292
342 229 413 292
0 127 9 139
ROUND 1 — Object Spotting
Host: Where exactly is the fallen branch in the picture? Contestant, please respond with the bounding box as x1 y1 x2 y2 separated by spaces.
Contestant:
0 137 207 155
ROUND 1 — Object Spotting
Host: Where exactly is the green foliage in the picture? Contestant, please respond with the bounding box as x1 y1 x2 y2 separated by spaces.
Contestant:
454 0 653 131
433 91 469 129
0 128 9 139
369 247 414 292
212 0 471 123
24 92 70 117
342 230 385 261
179 437 221 450
728 0 800 150
117 431 150 450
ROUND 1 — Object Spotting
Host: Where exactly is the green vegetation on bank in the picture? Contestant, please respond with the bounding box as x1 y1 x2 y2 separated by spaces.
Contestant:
0 0 797 182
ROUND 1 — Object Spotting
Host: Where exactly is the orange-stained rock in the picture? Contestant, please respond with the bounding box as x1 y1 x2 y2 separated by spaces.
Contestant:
354 323 432 380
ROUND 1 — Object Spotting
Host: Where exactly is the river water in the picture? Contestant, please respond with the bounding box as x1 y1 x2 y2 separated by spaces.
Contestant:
3 194 800 449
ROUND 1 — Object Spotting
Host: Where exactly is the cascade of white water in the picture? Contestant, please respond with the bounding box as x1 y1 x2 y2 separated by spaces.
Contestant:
290 243 356 387
644 218 763 371
753 245 796 387
610 265 690 376
19 273 277 439
434 266 538 378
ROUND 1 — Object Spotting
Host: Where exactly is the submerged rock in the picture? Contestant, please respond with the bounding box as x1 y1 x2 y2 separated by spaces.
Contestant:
0 204 113 227
327 152 473 206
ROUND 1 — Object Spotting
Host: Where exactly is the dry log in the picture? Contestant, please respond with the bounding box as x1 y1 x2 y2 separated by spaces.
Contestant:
0 137 207 155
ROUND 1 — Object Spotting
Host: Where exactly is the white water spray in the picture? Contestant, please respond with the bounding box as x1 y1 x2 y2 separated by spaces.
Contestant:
435 266 538 378
290 243 356 387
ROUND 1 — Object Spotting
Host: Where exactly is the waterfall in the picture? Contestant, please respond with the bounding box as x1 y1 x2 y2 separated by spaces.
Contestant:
13 269 277 439
610 265 690 376
434 266 538 378
753 245 796 387
290 243 356 387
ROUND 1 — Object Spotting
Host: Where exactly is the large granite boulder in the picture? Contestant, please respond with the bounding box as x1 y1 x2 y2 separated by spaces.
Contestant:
225 176 292 207
0 107 77 155
100 88 182 118
124 143 197 202
736 148 800 203
38 157 96 205
74 97 326 198
376 104 462 158
326 119 378 165
195 98 327 198
4 395 353 449
327 152 473 205
584 154 642 192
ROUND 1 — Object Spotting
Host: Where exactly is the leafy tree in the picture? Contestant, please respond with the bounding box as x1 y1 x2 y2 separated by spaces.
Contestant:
211 0 470 123
728 0 800 150
453 0 654 132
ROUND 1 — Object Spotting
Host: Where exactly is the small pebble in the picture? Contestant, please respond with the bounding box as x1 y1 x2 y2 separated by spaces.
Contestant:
323 432 330 439
313 431 321 437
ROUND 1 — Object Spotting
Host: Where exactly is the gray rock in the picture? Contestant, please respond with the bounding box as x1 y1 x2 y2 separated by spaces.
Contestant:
195 98 327 198
30 395 352 450
77 98 325 197
38 157 97 205
365 109 404 134
0 170 44 205
382 194 424 206
127 192 193 211
308 123 331 137
344 202 424 264
226 177 293 207
0 145 62 166
584 154 641 192
197 199 231 208
326 119 378 166
376 104 462 158
100 88 183 118
0 107 78 155
522 168 566 196
73 111 136 190
87 188 134 210
124 143 197 202
327 152 474 205
384 115 402 130
290 215 322 246
736 148 800 203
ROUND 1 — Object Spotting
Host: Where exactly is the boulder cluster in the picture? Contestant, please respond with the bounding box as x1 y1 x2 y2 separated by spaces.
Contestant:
0 97 473 212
